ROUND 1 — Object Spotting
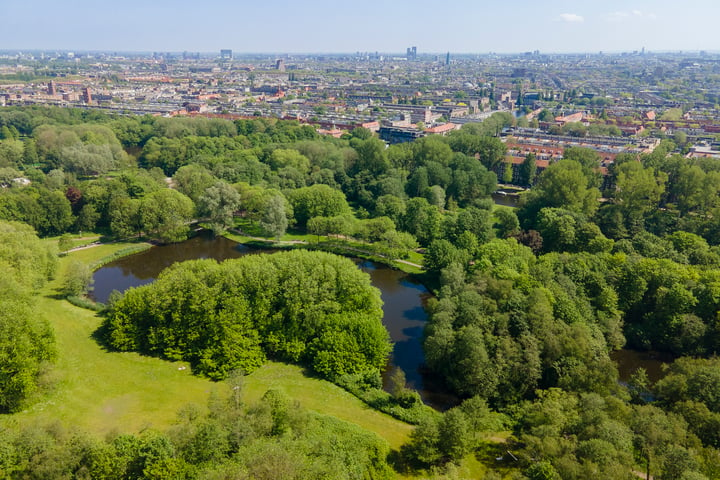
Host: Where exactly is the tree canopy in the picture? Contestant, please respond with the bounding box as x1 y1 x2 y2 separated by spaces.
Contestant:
104 250 390 381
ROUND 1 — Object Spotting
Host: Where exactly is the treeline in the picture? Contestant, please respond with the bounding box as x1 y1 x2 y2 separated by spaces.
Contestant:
0 221 56 413
0 386 394 480
0 106 506 254
104 250 390 382
412 140 720 476
416 238 720 477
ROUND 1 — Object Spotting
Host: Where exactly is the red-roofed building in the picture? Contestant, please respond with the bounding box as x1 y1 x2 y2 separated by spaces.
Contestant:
555 112 584 125
317 128 344 138
425 123 459 135
360 121 380 132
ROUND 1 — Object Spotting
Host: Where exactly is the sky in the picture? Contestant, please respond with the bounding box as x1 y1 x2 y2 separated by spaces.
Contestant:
2 0 720 54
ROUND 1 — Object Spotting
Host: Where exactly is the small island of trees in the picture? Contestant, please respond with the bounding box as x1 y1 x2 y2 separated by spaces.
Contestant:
104 250 391 382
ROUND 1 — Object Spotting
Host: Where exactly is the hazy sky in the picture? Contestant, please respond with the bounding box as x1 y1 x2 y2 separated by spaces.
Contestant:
2 0 719 54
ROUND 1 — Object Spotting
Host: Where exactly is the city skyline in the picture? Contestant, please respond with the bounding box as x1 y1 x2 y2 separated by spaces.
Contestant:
3 0 720 55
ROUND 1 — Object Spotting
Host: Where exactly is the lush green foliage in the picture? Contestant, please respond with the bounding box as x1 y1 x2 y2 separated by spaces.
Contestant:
0 221 57 412
104 250 390 381
402 396 508 465
0 388 394 480
509 389 714 480
335 371 437 425
8 106 720 477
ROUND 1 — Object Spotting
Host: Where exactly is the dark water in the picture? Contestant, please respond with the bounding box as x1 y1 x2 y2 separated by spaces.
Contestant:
91 233 263 303
491 190 521 207
611 349 673 384
91 232 448 405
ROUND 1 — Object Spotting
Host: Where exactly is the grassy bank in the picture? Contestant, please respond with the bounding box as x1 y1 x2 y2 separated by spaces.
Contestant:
223 230 425 276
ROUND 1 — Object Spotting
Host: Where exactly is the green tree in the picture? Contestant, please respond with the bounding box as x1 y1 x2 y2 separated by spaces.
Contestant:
172 165 217 203
57 233 74 254
59 143 117 176
140 189 195 243
259 194 288 240
104 250 389 382
352 137 389 175
502 160 514 184
520 160 600 228
63 260 94 297
22 138 39 166
438 407 472 461
76 204 100 232
610 161 666 233
110 196 142 239
494 208 520 238
37 190 73 236
519 153 538 186
0 221 57 412
197 181 241 235
526 461 560 480
374 194 406 225
424 239 468 273
288 184 351 227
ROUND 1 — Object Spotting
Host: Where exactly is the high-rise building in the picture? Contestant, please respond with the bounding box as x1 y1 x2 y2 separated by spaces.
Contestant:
47 81 56 95
276 59 285 71
406 46 417 61
82 87 92 104
446 52 450 66
220 49 233 60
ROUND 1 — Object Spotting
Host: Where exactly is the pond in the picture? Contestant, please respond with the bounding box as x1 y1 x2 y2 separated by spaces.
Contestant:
91 232 451 407
610 348 674 384
491 189 521 207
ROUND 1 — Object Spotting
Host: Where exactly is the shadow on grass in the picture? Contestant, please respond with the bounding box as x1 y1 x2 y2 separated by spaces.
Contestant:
475 438 521 476
91 321 114 352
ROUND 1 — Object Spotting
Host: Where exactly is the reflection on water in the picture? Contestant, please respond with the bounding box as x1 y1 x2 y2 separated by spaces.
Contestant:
611 349 674 384
92 232 260 303
92 233 454 407
491 191 521 207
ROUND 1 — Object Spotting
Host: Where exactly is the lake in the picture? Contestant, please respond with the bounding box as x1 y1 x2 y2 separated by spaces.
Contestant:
91 232 451 406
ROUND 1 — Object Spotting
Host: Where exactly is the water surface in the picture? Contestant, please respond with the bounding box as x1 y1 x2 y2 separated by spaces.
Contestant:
91 232 447 404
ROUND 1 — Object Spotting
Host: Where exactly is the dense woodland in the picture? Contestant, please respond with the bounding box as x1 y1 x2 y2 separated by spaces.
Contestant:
2 106 720 478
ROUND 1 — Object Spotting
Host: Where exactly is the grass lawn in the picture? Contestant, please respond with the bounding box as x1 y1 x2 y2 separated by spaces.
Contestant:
241 362 412 450
48 233 104 250
3 241 412 452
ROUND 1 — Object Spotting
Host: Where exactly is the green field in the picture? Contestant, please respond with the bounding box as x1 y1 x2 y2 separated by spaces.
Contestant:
2 241 412 452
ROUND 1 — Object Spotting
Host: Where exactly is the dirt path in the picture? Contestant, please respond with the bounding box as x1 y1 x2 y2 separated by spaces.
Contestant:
67 241 104 252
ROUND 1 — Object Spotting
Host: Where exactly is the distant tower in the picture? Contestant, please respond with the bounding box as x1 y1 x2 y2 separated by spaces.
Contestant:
412 46 417 60
47 81 56 95
220 49 233 60
82 87 92 104
406 47 412 60
276 59 285 71
446 52 450 66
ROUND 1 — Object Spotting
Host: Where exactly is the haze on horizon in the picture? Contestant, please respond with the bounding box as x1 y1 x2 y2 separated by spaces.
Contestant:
3 0 720 55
